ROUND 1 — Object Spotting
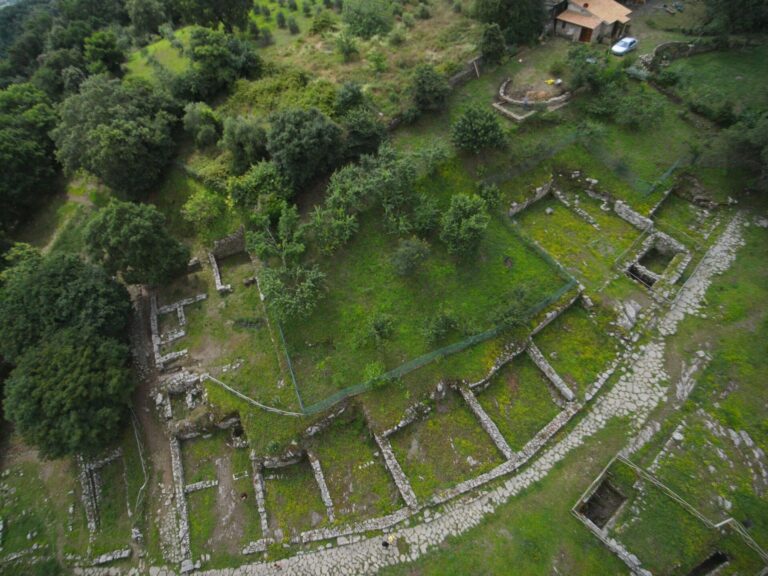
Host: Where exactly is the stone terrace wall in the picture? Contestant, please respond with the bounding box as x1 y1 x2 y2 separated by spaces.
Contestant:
212 226 246 259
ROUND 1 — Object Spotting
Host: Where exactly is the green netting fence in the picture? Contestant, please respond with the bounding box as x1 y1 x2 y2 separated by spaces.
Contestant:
293 277 578 415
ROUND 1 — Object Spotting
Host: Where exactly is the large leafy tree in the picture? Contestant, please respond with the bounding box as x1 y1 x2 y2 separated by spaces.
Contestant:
0 82 57 232
51 75 177 198
220 115 268 174
439 194 490 257
473 0 544 45
266 107 343 191
85 200 190 285
173 0 252 32
0 249 131 363
704 0 768 32
84 29 125 75
184 27 262 98
126 0 167 38
4 328 133 459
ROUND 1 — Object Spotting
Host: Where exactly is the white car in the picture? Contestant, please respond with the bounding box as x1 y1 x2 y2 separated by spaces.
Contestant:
611 37 638 55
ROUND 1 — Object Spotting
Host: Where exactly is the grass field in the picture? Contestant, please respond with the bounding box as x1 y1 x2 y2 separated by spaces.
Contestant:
389 390 505 501
281 156 567 406
307 412 402 523
263 458 328 539
125 27 192 81
667 45 768 115
475 357 562 451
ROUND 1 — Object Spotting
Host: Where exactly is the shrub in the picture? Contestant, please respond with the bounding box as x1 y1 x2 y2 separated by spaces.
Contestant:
182 186 227 234
336 81 364 113
477 181 501 209
451 106 506 153
480 23 506 64
288 16 300 33
370 313 395 342
423 312 456 344
342 0 393 38
341 107 387 160
388 25 406 46
368 49 387 73
410 64 449 112
183 102 221 148
402 12 415 28
416 4 431 19
336 32 359 62
549 59 566 77
453 1 462 13
276 11 287 27
220 116 268 174
228 160 292 209
311 9 337 34
391 236 430 276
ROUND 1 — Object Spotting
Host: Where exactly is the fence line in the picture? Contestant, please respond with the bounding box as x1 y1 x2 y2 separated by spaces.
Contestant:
203 374 304 417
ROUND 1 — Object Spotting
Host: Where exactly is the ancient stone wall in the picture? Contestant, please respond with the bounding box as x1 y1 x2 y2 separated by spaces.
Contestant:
508 180 553 217
211 226 246 259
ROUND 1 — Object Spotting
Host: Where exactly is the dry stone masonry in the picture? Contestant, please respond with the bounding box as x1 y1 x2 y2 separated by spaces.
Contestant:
526 341 576 402
307 452 336 523
458 386 515 461
373 433 418 510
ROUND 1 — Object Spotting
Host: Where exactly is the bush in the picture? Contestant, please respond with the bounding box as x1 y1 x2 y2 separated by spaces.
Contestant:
220 116 268 174
182 186 227 234
423 312 456 344
310 10 337 34
342 0 393 38
336 32 359 62
480 23 506 64
266 107 343 190
336 81 364 113
416 4 431 19
549 59 565 77
183 102 221 148
451 106 506 153
341 107 387 160
440 194 489 257
288 16 300 33
276 11 287 27
402 12 415 28
228 160 292 210
370 313 395 342
410 64 450 112
391 236 430 276
477 181 501 209
388 25 406 46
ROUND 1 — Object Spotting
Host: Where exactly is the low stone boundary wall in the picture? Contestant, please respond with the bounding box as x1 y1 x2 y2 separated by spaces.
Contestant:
615 200 654 231
184 479 218 494
250 460 269 539
373 433 418 510
212 227 245 259
208 252 232 294
458 386 515 460
91 549 131 566
448 56 483 88
527 342 575 402
508 179 553 217
169 437 194 573
307 451 336 523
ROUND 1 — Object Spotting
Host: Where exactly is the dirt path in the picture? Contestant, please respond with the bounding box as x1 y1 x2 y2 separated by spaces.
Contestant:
210 453 246 554
129 286 180 563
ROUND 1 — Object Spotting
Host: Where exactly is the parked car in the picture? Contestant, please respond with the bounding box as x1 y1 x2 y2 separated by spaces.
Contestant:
611 37 638 55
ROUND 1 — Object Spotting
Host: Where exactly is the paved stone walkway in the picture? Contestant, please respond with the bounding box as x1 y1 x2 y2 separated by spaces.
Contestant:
74 216 744 576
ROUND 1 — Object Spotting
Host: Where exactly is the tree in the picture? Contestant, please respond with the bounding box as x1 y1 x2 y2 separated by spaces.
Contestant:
3 328 133 459
451 106 506 154
276 11 287 28
341 107 386 160
479 23 506 64
704 0 768 33
183 101 221 147
0 251 130 363
410 65 449 112
181 185 227 234
184 26 262 98
267 108 343 190
84 30 125 75
220 115 268 174
391 236 430 276
126 0 167 38
0 82 57 232
473 0 544 45
247 203 306 267
228 160 291 211
173 0 252 32
259 263 325 322
342 0 392 39
51 75 176 198
440 194 490 257
310 205 358 255
85 200 189 286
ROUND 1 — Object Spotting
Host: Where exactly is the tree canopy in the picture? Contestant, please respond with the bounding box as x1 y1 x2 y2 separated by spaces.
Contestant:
0 249 131 363
85 200 190 285
266 107 343 191
342 0 393 39
173 0 253 32
440 194 490 257
51 75 177 198
451 106 506 154
0 82 58 232
3 328 133 459
410 65 450 112
473 0 544 45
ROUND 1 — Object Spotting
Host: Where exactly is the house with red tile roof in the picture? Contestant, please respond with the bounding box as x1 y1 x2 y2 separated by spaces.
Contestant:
551 0 632 43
